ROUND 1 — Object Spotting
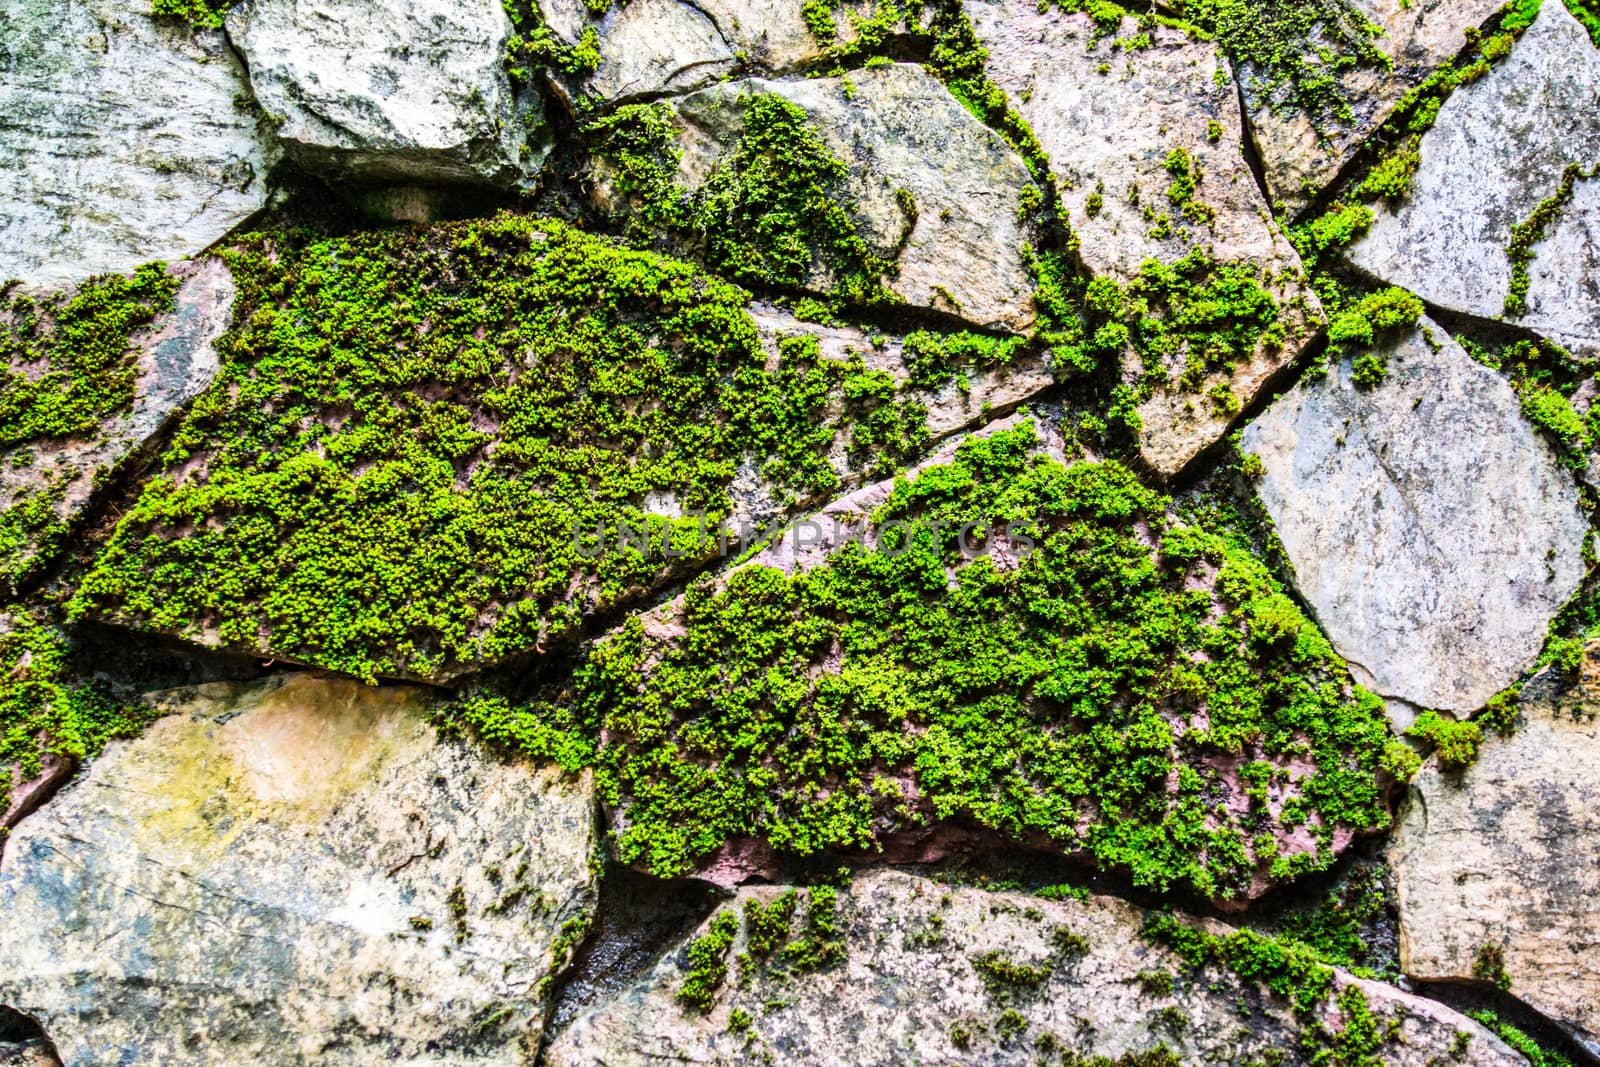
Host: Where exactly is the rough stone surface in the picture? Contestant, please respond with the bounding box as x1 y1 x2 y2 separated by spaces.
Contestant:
1391 651 1600 1056
228 0 546 187
0 751 72 839
537 0 857 103
0 257 232 592
0 672 598 1066
965 0 1323 475
607 64 1040 333
1345 0 1600 357
0 0 271 287
1242 317 1587 721
1241 0 1505 215
546 869 1525 1067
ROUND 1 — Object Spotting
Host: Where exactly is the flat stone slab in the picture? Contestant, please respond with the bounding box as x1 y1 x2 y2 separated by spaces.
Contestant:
228 0 546 187
1345 0 1600 359
965 0 1324 476
0 672 598 1066
1391 653 1600 1055
1241 0 1505 215
597 64 1041 333
0 0 272 287
546 869 1528 1067
1242 316 1587 720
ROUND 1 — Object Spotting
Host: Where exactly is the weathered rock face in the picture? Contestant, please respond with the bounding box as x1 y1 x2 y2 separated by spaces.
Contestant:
0 672 598 1066
0 258 232 593
1391 654 1600 1055
599 64 1041 333
0 0 271 287
1240 0 1505 215
1345 0 1600 358
1241 317 1586 722
228 0 547 187
964 0 1323 476
536 0 850 103
546 869 1525 1067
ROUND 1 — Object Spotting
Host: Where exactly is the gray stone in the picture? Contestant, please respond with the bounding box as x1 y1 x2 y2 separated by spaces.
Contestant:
596 64 1041 333
965 0 1324 476
545 868 1526 1067
536 0 857 103
1241 0 1505 215
1241 317 1587 720
1391 650 1600 1056
0 257 232 593
227 0 547 187
0 0 271 287
1345 0 1600 357
0 672 598 1066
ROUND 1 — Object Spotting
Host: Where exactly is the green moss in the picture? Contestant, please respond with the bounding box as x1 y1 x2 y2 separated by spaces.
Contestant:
0 608 150 828
1406 711 1482 770
1143 912 1335 1016
149 0 231 28
590 92 896 305
972 950 1053 992
1506 163 1599 317
678 909 740 1012
1468 1009 1574 1067
1274 865 1392 978
69 215 962 682
745 890 799 956
1 264 178 449
575 422 1398 896
1471 942 1513 991
503 0 601 80
1564 0 1600 45
1169 0 1389 137
1324 286 1424 385
781 886 845 970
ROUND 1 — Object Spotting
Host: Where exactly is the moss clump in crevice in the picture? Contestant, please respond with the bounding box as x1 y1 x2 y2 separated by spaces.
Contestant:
571 421 1404 896
1505 162 1600 317
1271 863 1395 980
1406 710 1483 769
0 608 150 828
1323 286 1424 387
588 92 896 305
1469 1009 1575 1067
503 0 601 82
68 215 947 683
148 0 232 29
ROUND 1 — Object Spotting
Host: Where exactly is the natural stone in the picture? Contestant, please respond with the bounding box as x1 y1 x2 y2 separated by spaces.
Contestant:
0 751 71 840
1391 651 1600 1056
964 0 1323 475
536 0 855 103
597 63 1041 332
0 0 271 287
0 257 232 593
1239 0 1505 215
228 0 547 188
1241 316 1587 722
546 868 1526 1067
0 672 598 1066
1345 0 1600 358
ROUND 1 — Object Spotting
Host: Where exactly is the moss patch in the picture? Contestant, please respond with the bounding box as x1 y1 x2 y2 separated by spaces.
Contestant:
68 215 956 682
489 422 1411 897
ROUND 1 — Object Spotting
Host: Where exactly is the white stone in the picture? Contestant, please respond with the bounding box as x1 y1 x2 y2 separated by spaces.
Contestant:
1242 317 1587 717
0 0 272 287
228 0 547 187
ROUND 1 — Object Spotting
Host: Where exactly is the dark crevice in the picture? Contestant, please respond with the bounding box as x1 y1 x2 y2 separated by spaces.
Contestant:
1232 60 1276 211
1414 978 1600 1067
0 1006 61 1065
1162 323 1332 493
538 863 725 1054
